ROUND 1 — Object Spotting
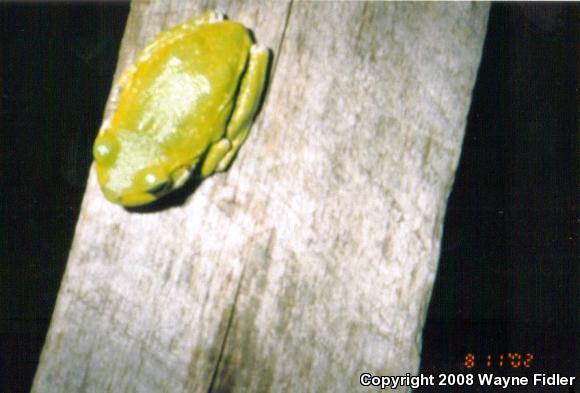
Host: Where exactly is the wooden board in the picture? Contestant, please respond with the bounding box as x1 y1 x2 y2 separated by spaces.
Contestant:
32 2 489 392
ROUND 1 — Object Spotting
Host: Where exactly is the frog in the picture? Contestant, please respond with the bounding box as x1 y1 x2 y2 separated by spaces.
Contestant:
92 10 270 206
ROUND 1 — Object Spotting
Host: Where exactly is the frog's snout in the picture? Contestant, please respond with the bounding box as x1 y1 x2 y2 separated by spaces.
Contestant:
99 184 156 207
99 186 122 204
121 190 157 207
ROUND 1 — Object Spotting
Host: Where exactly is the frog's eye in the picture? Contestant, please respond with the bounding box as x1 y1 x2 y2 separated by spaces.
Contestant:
134 166 172 196
93 134 119 166
147 179 173 197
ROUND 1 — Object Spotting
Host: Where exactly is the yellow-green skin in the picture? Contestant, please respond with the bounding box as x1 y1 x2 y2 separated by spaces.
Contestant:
93 11 269 206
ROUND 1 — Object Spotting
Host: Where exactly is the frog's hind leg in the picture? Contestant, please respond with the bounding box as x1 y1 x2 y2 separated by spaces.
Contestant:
221 44 270 170
200 45 270 177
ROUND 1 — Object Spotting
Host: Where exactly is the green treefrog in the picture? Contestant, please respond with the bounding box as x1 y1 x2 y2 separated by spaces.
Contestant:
93 11 270 206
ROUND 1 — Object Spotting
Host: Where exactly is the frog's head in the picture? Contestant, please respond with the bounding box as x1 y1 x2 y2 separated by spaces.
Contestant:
93 131 193 207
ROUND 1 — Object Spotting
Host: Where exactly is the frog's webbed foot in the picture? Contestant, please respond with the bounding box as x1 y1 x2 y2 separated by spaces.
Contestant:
200 45 270 177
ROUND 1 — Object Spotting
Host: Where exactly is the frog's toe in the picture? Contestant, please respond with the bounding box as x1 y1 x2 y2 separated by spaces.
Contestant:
201 138 231 177
251 44 268 55
208 10 225 23
171 165 192 188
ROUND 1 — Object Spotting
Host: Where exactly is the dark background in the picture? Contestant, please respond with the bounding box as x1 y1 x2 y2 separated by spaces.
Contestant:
0 3 577 393
419 5 577 392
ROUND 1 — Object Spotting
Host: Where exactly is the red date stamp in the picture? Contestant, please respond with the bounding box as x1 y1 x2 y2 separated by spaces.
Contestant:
464 352 535 369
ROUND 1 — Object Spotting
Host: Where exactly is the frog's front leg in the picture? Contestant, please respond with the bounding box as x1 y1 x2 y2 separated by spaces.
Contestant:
200 45 270 177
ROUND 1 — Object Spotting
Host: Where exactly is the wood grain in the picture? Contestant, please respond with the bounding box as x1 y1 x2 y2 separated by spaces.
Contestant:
32 2 489 392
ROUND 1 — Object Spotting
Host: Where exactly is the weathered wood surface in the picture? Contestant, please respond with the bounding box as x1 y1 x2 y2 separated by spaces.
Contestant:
33 2 489 392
